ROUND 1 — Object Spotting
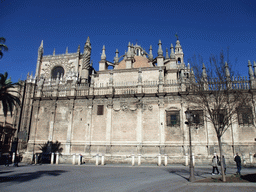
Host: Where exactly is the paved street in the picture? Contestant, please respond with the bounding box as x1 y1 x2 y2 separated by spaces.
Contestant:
0 164 256 192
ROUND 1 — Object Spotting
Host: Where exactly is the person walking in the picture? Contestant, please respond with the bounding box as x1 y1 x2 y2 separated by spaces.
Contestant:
212 153 220 175
222 155 226 175
234 153 241 175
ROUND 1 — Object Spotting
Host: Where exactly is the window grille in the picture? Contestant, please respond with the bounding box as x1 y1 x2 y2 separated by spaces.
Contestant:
166 111 180 126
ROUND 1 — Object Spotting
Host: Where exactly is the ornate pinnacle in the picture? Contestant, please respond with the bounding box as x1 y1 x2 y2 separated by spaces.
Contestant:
66 47 68 54
148 45 153 61
53 48 55 56
127 42 132 58
101 45 106 60
225 62 230 78
248 60 254 79
165 48 169 59
77 45 80 53
170 44 175 59
38 40 43 53
114 49 119 64
85 36 91 47
202 63 207 79
40 40 43 48
157 40 163 57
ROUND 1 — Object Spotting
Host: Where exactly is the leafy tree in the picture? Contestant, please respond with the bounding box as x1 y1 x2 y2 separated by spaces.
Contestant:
0 72 20 124
186 52 250 182
0 37 8 59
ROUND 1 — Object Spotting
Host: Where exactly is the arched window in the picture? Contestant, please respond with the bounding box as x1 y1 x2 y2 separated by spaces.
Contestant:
51 66 64 79
177 58 181 64
136 49 139 56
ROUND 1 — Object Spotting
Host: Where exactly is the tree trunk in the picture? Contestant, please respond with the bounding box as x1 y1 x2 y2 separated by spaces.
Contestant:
218 136 226 182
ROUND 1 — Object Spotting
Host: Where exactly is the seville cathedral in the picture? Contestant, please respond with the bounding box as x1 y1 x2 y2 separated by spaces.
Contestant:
1 37 256 165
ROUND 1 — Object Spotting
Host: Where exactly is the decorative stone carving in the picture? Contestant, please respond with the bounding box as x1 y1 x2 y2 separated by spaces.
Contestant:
41 59 75 78
166 106 179 111
148 105 153 111
121 104 128 111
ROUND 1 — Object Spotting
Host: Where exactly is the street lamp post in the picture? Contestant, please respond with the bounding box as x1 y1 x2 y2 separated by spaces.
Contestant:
185 109 196 182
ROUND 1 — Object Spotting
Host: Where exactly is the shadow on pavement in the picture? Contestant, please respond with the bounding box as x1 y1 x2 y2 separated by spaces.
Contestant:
0 170 67 183
165 168 210 181
241 174 256 182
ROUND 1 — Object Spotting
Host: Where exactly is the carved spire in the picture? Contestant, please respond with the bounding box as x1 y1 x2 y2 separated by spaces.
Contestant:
85 36 91 48
53 48 55 56
170 44 175 59
127 42 132 58
148 45 153 61
225 62 230 79
131 43 134 57
77 45 80 53
165 48 169 59
38 40 44 54
157 40 163 56
36 40 44 77
101 45 106 60
82 37 91 70
66 47 68 54
114 49 119 64
39 40 43 49
202 63 207 79
248 60 254 79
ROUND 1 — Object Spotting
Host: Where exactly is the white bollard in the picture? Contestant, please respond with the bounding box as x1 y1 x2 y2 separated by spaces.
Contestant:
158 154 161 166
250 152 253 165
51 153 54 165
96 154 99 166
131 154 135 166
101 155 105 166
56 152 59 165
242 155 246 166
78 154 81 165
72 154 76 165
34 154 38 164
192 153 195 166
164 154 168 166
138 154 141 166
185 153 188 166
12 153 15 163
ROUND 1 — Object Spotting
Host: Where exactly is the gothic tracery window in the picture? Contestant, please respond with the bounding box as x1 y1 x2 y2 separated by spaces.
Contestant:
51 66 64 79
237 106 253 125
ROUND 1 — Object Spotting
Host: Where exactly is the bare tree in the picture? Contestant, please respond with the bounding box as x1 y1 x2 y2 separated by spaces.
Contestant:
185 53 251 182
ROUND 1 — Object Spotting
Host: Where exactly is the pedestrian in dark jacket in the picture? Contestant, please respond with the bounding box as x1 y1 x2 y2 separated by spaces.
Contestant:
212 153 220 175
234 153 241 175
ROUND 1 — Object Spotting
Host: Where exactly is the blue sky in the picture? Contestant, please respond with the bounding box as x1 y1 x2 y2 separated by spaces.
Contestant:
1 0 256 82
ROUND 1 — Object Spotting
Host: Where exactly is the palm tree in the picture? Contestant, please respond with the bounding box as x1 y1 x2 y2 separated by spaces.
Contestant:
0 37 8 59
0 72 20 124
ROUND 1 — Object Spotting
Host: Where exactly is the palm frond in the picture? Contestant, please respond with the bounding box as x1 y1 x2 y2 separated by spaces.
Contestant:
0 37 6 43
0 44 8 51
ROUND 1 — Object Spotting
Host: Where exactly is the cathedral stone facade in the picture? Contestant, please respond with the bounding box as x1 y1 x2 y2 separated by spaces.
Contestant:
9 37 256 165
